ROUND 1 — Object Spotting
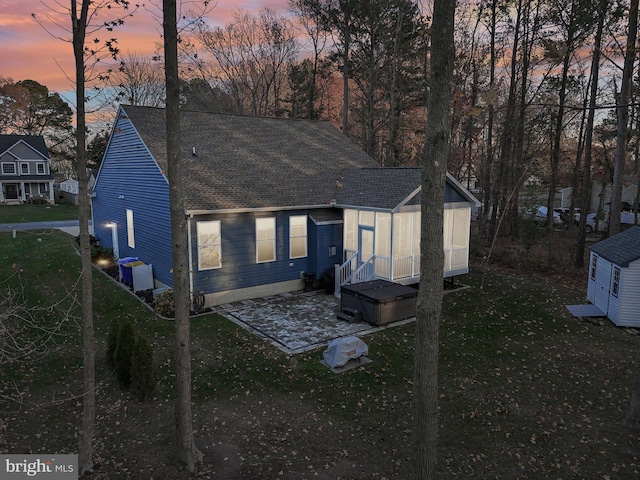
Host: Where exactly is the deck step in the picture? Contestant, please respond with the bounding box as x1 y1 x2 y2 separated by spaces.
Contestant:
337 308 362 323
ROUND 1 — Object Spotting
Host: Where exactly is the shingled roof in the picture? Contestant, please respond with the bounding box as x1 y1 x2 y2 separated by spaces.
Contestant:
335 167 480 210
0 135 49 158
590 226 640 267
336 168 422 209
122 105 379 212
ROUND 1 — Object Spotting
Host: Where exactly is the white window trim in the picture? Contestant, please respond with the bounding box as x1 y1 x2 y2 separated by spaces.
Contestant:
289 215 308 259
197 220 222 270
256 217 276 263
612 267 620 298
36 163 46 175
590 255 598 281
20 163 29 175
2 163 16 174
126 209 135 248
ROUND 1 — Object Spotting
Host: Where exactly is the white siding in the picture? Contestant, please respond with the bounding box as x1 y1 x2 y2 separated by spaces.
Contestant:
615 260 640 327
607 266 621 324
587 252 597 303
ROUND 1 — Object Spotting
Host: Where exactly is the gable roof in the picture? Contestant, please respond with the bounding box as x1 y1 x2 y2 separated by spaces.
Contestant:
590 226 640 267
336 168 422 210
121 105 379 212
0 135 49 159
335 168 480 211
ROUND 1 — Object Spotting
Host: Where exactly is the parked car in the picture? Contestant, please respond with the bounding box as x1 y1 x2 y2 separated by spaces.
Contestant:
585 213 600 233
585 211 638 233
535 206 563 226
554 207 581 225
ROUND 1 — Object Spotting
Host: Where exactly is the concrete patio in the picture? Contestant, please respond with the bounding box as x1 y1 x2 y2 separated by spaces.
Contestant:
212 290 415 355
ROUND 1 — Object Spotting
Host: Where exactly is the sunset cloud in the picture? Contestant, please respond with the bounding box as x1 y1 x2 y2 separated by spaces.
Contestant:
2 0 290 93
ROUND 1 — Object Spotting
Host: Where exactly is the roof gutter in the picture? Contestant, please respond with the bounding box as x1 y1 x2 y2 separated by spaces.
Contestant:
186 204 335 216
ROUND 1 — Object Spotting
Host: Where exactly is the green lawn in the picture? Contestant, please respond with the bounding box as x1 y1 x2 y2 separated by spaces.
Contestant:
0 231 638 479
0 203 79 223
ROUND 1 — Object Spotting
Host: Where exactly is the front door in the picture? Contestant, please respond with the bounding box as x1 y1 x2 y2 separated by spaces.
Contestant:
5 184 18 200
359 227 374 265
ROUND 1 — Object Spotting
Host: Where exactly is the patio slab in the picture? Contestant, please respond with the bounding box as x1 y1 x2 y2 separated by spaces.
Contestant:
213 290 414 355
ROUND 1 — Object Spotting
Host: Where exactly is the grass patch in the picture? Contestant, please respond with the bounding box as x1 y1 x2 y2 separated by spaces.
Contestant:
0 203 79 223
0 231 638 479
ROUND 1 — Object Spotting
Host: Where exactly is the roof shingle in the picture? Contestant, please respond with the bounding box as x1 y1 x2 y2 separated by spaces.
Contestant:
122 106 379 212
590 226 640 267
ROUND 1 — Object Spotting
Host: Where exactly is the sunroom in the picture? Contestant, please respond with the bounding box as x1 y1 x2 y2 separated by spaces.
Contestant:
334 169 477 292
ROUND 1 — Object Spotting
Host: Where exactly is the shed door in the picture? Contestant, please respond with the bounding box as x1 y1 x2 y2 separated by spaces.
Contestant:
594 256 612 313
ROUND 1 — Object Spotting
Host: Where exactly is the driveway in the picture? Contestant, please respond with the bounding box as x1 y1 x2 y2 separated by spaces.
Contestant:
0 220 93 236
213 290 414 355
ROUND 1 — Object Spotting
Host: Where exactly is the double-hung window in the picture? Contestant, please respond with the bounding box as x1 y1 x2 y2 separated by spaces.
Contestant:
21 164 29 174
256 217 276 263
2 163 15 174
612 268 620 297
36 163 46 174
289 215 307 259
197 221 222 270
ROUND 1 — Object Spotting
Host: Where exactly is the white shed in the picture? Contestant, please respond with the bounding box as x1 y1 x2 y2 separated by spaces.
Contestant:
60 179 79 194
587 226 640 327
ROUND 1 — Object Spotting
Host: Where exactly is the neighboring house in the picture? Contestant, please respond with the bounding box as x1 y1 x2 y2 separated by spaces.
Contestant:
587 226 640 327
92 105 479 307
0 135 54 204
56 170 98 206
560 180 638 213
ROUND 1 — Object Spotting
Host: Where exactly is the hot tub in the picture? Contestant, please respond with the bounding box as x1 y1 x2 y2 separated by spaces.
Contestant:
340 279 417 326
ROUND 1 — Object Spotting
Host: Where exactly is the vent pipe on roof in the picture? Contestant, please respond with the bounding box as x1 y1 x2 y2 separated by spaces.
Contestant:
192 146 197 157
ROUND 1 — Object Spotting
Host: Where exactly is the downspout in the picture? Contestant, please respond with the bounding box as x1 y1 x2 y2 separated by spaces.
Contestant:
187 213 194 306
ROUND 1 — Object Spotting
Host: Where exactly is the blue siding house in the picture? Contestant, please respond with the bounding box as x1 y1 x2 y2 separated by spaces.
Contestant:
92 105 478 307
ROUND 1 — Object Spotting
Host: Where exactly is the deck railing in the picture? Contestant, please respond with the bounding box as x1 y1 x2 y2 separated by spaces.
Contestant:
334 245 467 295
335 251 358 296
444 246 468 272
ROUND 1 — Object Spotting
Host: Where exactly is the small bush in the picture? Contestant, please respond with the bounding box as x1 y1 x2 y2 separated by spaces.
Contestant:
153 289 175 318
130 337 155 402
106 318 123 370
114 321 136 388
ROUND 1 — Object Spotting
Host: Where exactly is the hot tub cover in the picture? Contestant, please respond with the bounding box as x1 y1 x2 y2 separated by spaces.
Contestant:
323 336 368 368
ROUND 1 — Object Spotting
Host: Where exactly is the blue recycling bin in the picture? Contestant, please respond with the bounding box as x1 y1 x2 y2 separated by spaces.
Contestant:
118 257 138 284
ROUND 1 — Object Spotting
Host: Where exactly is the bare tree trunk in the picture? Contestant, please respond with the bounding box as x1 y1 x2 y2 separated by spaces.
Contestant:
163 0 203 471
575 0 606 267
610 0 638 236
547 8 576 226
411 0 455 477
72 1 95 475
480 0 497 238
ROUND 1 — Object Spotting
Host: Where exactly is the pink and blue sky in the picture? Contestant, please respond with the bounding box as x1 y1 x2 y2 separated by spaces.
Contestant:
1 0 289 94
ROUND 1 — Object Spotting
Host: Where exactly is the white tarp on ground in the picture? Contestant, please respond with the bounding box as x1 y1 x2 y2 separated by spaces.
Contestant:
323 336 368 368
